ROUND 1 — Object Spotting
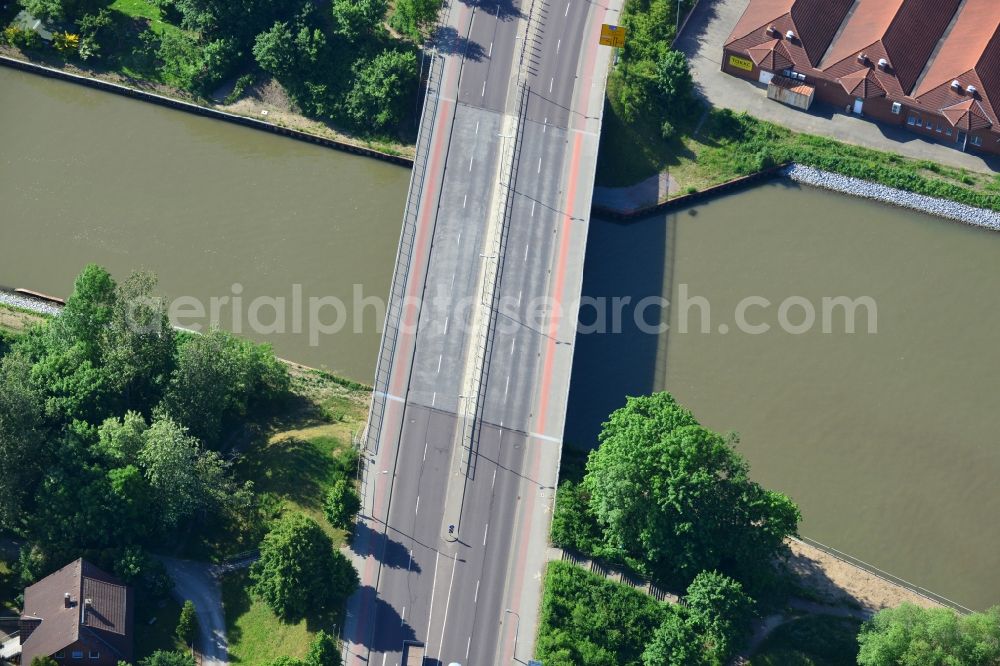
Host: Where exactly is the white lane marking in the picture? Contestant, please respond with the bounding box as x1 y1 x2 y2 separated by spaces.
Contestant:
518 289 523 306
489 41 493 57
451 272 456 289
437 354 443 373
530 201 535 218
444 316 450 334
401 606 406 624
549 77 554 93
483 523 489 546
423 440 428 461
504 374 510 399
408 549 414 570
511 337 516 353
565 2 570 15
432 391 436 407
382 654 387 666
482 81 486 97
537 157 542 173
457 231 462 245
530 431 563 444
425 551 442 653
415 496 420 515
475 120 480 134
543 117 548 133
466 637 471 660
475 579 480 603
374 391 405 403
492 468 497 488
469 155 474 171
463 194 468 208
437 555 458 657
557 39 561 54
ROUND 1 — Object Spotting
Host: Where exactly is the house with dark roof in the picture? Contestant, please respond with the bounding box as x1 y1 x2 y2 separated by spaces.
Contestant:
722 0 1000 155
16 560 134 666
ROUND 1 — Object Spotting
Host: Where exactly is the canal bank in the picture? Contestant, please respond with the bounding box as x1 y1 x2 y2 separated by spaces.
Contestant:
567 181 1000 610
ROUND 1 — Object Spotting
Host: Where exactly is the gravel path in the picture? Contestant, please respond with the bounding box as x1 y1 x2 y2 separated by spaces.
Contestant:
160 557 229 666
784 164 1000 230
0 291 61 316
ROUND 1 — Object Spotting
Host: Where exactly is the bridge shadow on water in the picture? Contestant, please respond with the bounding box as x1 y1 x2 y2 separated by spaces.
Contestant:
563 207 681 450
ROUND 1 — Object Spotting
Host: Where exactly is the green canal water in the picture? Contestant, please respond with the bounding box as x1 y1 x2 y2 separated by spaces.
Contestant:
0 66 408 379
4 66 1000 609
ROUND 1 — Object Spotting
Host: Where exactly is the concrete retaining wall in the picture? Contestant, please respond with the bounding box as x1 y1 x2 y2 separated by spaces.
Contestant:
0 54 415 167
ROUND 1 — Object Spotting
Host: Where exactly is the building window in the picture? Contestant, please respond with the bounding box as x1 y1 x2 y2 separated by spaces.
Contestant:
971 135 983 147
915 117 922 127
936 123 943 133
891 102 902 115
72 651 84 659
89 652 100 660
946 128 953 136
907 114 917 125
55 652 65 659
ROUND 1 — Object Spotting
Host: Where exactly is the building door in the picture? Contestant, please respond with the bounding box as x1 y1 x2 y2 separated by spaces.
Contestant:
758 70 774 85
853 98 864 114
957 130 967 151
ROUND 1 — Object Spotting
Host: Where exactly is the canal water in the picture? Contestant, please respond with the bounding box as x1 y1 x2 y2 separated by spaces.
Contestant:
0 66 408 378
4 66 999 609
566 181 1000 610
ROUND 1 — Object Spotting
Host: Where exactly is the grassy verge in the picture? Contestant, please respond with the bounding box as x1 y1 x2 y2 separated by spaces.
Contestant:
536 560 670 666
597 102 1000 209
133 597 186 661
234 366 367 546
749 615 862 666
222 570 315 666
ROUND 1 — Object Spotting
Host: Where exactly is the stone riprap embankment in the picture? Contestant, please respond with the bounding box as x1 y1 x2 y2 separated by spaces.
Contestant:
0 290 61 316
783 164 1000 230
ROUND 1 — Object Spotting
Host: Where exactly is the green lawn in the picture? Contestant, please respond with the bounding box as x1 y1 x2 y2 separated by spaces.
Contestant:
109 0 182 36
235 368 366 546
749 615 863 666
222 570 316 666
133 597 186 661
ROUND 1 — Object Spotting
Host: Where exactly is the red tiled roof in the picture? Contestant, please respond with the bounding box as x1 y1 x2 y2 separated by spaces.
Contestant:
819 0 906 69
726 0 796 45
769 75 815 96
913 0 1000 98
839 68 887 99
942 99 993 130
748 39 794 71
789 0 854 66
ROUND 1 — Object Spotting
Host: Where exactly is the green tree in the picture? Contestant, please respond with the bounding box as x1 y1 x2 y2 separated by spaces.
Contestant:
857 603 1000 666
549 480 602 554
140 651 196 666
323 478 360 531
655 49 692 115
642 610 707 666
344 49 418 130
331 0 387 41
388 0 439 41
97 411 149 463
31 656 60 666
176 600 199 646
252 21 298 79
162 329 289 449
305 630 341 666
583 393 800 585
157 31 206 91
0 350 49 528
249 513 359 620
683 571 754 662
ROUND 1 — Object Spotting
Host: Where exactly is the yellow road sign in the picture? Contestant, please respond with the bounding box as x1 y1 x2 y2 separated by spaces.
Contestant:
600 23 627 48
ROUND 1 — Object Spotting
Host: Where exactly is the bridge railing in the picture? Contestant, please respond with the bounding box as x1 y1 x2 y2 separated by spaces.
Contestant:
364 50 446 456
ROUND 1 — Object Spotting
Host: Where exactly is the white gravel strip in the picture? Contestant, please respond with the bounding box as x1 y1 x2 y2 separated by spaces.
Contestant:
0 291 62 316
783 164 1000 230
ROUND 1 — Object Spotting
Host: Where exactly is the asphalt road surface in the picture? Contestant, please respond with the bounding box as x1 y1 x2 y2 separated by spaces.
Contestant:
343 0 621 660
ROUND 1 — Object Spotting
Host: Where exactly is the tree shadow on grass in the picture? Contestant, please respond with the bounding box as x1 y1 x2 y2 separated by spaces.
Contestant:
238 436 337 511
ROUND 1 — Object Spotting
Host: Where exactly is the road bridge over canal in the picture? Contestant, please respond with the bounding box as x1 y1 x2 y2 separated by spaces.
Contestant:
343 0 621 660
